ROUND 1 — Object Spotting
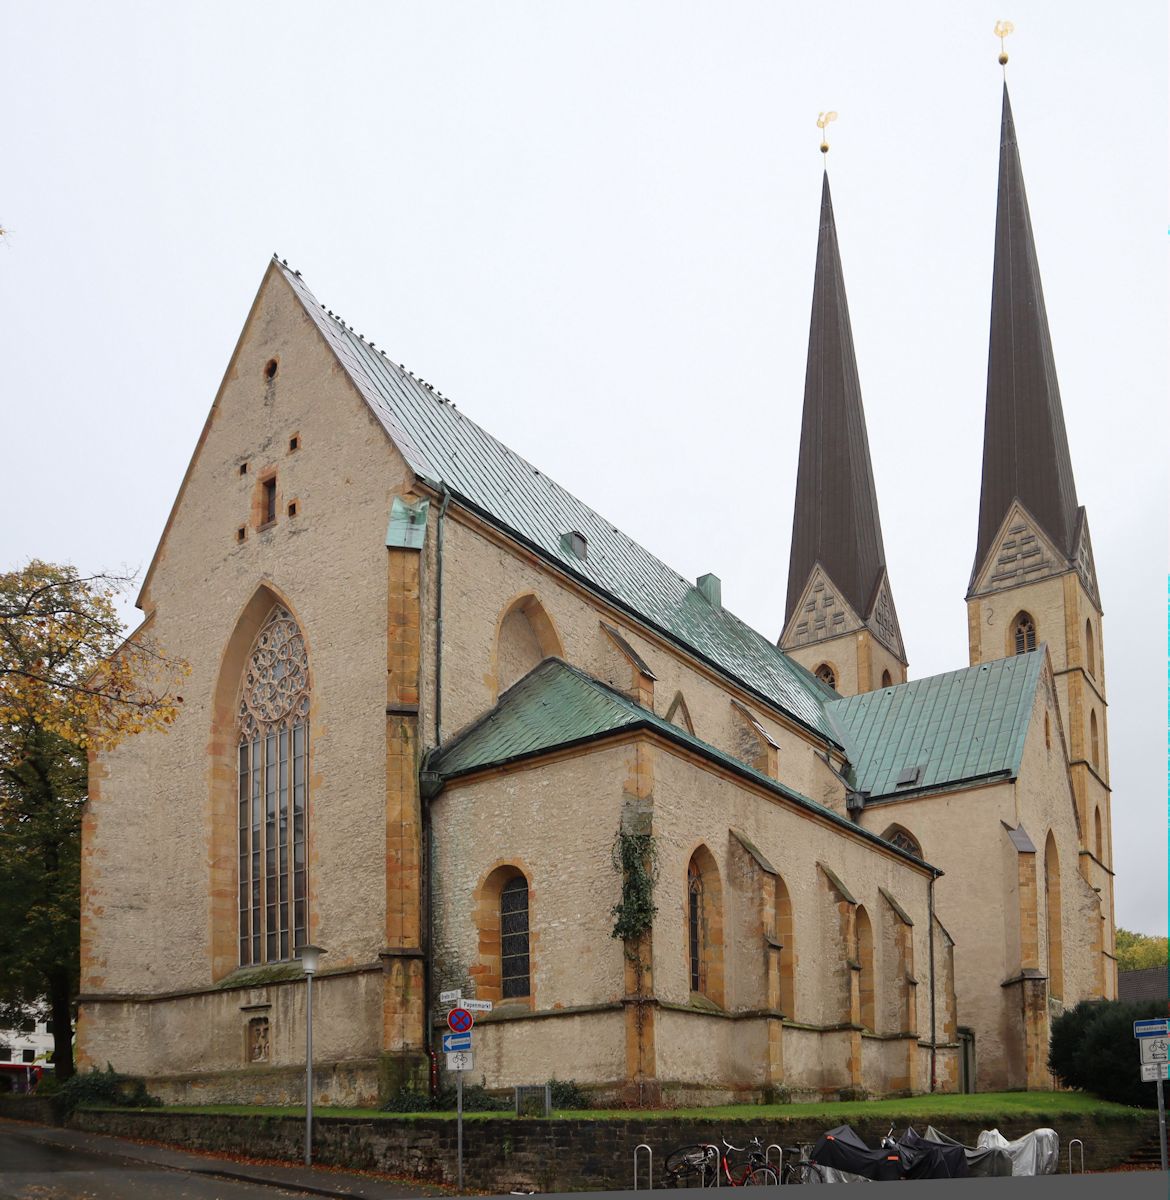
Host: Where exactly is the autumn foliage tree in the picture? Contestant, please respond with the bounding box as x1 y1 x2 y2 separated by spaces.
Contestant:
0 561 188 1078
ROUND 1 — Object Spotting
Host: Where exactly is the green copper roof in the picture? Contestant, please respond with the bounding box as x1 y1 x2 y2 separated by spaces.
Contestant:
429 658 933 871
827 651 1045 800
274 262 839 744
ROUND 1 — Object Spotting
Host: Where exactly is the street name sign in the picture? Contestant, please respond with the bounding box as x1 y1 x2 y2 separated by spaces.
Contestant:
447 1007 474 1033
1141 1063 1169 1083
447 1050 474 1073
439 989 462 1005
1134 1019 1169 1039
1141 1038 1169 1065
462 998 493 1013
442 1031 472 1053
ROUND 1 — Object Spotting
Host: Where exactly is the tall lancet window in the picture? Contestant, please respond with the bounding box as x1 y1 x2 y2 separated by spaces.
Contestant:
237 606 310 966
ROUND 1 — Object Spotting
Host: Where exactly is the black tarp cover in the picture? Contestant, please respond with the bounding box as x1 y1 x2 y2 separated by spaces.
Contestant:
809 1126 904 1181
898 1127 969 1178
922 1125 1013 1177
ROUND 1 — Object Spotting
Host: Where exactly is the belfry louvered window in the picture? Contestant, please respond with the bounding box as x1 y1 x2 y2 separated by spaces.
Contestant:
1013 612 1037 655
500 875 531 997
237 606 310 965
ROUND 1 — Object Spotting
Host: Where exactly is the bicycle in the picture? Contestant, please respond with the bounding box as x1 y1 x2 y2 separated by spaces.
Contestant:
712 1137 778 1187
662 1143 717 1188
777 1145 825 1185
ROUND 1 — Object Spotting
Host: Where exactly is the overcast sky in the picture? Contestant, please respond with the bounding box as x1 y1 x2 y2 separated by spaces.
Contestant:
2 2 1166 935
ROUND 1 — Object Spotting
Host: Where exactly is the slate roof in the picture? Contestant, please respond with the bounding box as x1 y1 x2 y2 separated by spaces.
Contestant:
1117 966 1170 1005
786 173 893 629
274 262 839 743
429 657 935 870
974 85 1080 578
827 650 1045 800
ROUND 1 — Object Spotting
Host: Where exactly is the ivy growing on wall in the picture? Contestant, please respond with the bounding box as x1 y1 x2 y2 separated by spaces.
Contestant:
610 830 658 942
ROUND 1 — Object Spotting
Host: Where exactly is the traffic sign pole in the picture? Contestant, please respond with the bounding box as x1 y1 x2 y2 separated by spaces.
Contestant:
457 1068 464 1192
1158 1077 1168 1172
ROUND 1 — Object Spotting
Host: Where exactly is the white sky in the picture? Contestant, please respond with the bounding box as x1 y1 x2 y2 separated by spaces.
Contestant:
2 2 1166 935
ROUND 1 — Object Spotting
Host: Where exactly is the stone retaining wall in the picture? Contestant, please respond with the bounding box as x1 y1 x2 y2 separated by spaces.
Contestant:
72 1108 1154 1191
0 1095 60 1125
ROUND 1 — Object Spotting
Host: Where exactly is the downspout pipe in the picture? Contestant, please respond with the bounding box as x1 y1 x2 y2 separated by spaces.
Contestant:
423 483 451 1097
434 483 452 747
928 870 939 1092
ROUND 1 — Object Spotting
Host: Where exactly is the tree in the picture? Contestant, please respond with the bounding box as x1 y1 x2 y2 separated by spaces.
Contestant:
0 561 188 1077
1115 928 1169 972
1049 999 1169 1108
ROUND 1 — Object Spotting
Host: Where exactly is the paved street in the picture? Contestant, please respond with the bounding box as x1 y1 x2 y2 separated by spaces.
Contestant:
0 1122 448 1200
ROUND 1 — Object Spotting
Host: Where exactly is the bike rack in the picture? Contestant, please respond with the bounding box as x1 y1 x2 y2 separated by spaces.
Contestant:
703 1145 721 1187
765 1144 783 1180
1067 1138 1084 1174
633 1144 653 1190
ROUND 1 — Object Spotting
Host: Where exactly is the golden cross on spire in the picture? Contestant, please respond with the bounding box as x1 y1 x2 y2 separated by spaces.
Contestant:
994 20 1014 68
817 111 838 156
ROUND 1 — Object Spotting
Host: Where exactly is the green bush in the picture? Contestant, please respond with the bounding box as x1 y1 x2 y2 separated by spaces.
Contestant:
380 1078 509 1113
1049 999 1167 1108
55 1064 162 1118
548 1077 590 1110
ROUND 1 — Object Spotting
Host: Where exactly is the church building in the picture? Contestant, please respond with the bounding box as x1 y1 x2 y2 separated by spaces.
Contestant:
77 80 1114 1106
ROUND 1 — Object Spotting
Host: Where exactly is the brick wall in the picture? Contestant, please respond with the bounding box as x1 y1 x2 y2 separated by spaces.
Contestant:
71 1108 1153 1190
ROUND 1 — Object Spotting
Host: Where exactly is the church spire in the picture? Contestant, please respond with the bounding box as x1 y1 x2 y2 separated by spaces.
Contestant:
781 168 905 690
971 84 1080 584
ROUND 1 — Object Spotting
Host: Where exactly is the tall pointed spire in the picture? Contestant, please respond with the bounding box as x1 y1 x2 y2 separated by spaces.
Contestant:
782 171 905 683
972 85 1080 582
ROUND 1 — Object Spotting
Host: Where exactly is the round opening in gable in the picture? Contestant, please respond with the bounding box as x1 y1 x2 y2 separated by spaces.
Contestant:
264 358 278 381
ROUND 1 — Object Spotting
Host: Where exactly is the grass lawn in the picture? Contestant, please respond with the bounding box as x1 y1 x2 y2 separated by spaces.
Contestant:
100 1091 1146 1123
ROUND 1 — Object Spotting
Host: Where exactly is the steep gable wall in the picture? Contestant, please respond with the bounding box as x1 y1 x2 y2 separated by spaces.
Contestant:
83 268 412 1002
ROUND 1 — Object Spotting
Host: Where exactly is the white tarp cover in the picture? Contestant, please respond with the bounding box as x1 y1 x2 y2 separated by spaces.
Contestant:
975 1128 1059 1176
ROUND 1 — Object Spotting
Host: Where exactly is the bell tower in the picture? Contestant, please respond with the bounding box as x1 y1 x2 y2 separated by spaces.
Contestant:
966 85 1115 997
780 169 907 697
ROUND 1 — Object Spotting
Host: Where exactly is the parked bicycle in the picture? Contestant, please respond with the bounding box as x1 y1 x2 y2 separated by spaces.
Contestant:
778 1147 825 1185
662 1142 717 1188
715 1137 777 1186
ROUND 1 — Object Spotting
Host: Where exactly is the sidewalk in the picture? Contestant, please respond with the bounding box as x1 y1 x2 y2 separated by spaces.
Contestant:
0 1117 453 1199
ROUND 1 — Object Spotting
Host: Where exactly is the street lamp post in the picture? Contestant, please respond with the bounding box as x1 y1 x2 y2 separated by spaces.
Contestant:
299 944 327 1167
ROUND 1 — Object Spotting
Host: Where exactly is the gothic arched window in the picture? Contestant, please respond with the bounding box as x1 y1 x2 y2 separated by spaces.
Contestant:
688 860 703 993
1085 619 1096 677
500 875 531 998
238 605 310 966
882 825 923 860
881 669 893 688
815 663 837 690
1090 710 1100 771
1013 612 1037 655
686 847 724 1005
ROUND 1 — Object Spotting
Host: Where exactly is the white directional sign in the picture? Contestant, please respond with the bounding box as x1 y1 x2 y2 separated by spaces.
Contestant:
447 1050 475 1073
1141 1038 1169 1065
1141 1062 1169 1083
1134 1019 1170 1039
439 989 463 1005
462 998 493 1013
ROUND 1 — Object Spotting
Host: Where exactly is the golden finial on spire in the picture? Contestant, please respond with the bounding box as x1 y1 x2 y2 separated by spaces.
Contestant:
817 111 838 155
994 20 1014 67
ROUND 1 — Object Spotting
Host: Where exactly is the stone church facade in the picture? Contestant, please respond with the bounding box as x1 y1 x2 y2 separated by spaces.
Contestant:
78 83 1114 1106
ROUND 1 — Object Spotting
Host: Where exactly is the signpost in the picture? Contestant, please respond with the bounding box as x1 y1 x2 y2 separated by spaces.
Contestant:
1135 1021 1169 1170
439 991 490 1192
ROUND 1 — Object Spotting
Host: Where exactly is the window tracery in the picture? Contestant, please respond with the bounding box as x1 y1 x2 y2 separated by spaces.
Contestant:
1013 612 1037 655
237 606 309 966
